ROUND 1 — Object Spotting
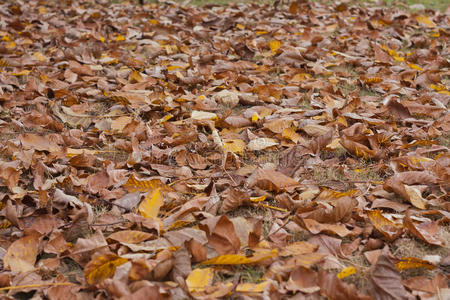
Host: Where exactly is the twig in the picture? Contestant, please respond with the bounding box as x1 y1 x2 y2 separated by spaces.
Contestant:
90 220 128 227
230 274 241 300
268 216 292 241
0 282 75 292
96 198 129 211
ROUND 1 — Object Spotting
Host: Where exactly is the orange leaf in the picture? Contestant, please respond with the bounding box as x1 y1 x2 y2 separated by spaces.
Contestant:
367 210 403 242
395 257 435 271
123 174 166 193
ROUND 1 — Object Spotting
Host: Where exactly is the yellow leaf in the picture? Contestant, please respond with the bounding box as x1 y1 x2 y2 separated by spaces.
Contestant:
256 31 268 35
393 55 405 62
269 40 281 53
236 281 270 293
408 64 423 71
11 70 31 76
429 32 440 38
186 268 214 293
165 45 178 55
167 65 186 71
38 6 47 14
364 77 383 84
416 15 436 28
139 188 163 218
0 219 11 229
159 114 173 124
84 254 128 285
6 41 16 49
129 70 143 83
115 34 125 41
282 127 301 143
1 35 11 41
250 194 267 203
201 249 277 265
337 266 356 279
251 112 260 122
236 24 245 30
430 84 450 94
223 139 246 154
395 257 435 271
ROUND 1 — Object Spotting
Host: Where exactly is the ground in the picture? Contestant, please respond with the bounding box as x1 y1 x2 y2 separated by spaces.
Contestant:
0 0 449 299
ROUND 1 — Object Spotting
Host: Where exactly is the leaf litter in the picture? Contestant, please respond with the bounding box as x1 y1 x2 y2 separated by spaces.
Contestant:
0 0 449 299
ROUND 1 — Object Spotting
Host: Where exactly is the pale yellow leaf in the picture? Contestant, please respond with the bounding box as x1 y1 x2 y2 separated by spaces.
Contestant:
223 139 246 154
247 138 278 151
191 110 217 120
404 185 427 209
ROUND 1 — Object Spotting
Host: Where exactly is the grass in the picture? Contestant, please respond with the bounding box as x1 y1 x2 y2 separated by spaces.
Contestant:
132 0 449 11
436 134 450 148
227 206 274 239
340 254 371 290
312 166 345 183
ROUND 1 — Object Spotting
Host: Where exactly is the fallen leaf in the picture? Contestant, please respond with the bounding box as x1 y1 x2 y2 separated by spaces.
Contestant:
85 253 128 285
138 188 163 219
186 268 214 293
